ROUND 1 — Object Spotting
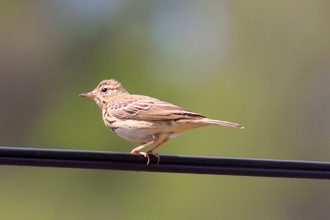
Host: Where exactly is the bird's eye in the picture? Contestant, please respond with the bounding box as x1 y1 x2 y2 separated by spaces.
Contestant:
101 88 108 93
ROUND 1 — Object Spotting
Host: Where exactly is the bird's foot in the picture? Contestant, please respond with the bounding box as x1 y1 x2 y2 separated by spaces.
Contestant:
131 150 150 165
147 151 160 164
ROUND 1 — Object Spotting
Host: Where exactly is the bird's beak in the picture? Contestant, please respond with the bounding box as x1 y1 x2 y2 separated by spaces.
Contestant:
79 92 97 98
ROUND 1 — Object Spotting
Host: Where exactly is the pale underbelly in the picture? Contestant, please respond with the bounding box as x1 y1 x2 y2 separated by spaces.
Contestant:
105 119 181 144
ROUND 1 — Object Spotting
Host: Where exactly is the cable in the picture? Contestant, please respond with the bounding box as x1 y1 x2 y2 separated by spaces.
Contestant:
0 146 330 179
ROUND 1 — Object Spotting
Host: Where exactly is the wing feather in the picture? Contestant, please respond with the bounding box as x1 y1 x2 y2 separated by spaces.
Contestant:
107 95 205 120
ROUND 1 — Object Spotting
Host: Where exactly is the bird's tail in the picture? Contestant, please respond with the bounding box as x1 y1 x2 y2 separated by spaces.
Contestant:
177 118 244 129
202 118 244 129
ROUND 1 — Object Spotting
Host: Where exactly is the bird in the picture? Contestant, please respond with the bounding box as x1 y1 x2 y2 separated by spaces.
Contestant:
80 79 243 164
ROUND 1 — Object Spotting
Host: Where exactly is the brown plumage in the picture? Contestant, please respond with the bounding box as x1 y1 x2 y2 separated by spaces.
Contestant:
80 79 243 164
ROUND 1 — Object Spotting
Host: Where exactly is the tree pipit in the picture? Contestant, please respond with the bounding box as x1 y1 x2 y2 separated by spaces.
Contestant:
80 79 243 164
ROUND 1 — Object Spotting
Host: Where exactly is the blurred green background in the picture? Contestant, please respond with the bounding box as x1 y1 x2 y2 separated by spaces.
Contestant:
1 1 330 219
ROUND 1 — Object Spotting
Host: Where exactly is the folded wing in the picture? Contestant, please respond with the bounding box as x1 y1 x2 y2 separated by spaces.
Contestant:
107 95 205 121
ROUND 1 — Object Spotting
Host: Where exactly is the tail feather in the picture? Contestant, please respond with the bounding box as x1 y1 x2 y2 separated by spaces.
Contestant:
177 118 244 129
201 118 244 129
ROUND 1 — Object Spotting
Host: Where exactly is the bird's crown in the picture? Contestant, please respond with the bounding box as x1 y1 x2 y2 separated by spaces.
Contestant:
96 79 124 91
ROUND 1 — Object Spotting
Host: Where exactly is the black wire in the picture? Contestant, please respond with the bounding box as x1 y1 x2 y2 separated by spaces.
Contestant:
0 146 330 179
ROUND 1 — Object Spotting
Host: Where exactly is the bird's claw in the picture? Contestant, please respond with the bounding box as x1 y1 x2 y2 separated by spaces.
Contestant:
137 151 150 165
131 151 160 165
147 151 160 164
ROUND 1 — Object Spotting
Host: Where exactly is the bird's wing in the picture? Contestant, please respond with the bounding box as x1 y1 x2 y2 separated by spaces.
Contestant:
107 95 205 120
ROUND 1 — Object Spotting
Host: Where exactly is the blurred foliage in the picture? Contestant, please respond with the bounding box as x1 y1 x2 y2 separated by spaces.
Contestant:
1 1 330 219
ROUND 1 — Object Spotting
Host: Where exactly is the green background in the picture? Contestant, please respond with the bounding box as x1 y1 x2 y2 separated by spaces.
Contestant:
1 1 330 219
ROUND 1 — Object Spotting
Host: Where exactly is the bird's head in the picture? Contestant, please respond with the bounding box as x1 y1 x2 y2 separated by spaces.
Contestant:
80 79 129 108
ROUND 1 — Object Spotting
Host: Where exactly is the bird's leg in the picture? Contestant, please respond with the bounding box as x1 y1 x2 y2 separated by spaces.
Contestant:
130 136 159 165
148 136 169 153
147 136 169 164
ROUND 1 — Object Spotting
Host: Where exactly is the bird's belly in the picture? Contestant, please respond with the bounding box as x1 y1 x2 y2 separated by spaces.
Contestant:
108 119 181 144
114 127 155 143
